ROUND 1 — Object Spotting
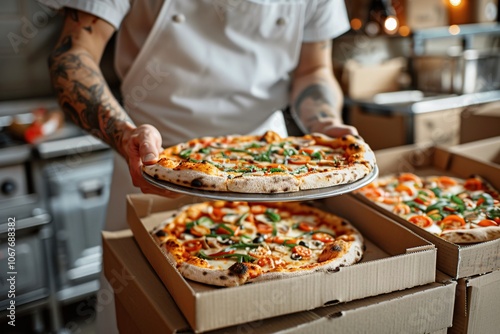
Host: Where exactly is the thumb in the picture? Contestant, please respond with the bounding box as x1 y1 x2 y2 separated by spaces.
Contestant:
130 125 163 165
141 142 160 165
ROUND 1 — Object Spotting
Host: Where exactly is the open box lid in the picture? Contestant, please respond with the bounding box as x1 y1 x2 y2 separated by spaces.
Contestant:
449 136 500 166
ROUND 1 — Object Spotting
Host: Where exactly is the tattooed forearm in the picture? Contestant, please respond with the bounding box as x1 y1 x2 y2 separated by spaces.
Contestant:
292 83 340 132
48 35 133 158
65 8 94 33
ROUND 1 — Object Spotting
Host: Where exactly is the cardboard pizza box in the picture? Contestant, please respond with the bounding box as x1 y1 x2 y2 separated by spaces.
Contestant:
448 269 500 334
448 136 500 167
352 144 500 279
125 194 437 332
349 104 464 150
460 102 500 144
103 229 455 334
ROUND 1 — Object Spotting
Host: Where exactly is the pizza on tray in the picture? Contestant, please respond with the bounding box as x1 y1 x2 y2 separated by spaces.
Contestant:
143 131 375 194
357 173 500 244
151 201 364 286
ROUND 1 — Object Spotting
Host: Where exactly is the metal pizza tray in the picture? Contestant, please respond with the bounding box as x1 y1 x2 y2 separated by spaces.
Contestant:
142 166 379 202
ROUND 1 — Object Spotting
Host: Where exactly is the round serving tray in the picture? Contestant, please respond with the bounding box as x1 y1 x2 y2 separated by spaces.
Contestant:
142 165 379 202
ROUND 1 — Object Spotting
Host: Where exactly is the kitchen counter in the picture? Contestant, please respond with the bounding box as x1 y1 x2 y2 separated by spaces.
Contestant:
345 90 500 146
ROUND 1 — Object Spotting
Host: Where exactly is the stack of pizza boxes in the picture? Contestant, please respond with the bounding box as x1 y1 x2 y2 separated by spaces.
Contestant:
102 145 463 333
347 137 500 334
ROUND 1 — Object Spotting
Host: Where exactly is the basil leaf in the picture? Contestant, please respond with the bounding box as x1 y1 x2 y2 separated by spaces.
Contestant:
270 168 285 173
179 149 192 159
198 148 211 154
197 251 256 263
311 151 322 160
197 216 214 226
237 213 249 225
228 242 260 249
245 143 263 149
405 201 426 213
426 200 448 213
291 165 308 175
430 187 442 197
283 148 298 157
265 209 281 222
282 240 298 248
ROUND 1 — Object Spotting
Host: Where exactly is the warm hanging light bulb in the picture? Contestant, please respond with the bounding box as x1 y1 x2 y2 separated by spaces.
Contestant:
399 25 411 37
351 18 363 31
384 16 399 34
449 0 462 7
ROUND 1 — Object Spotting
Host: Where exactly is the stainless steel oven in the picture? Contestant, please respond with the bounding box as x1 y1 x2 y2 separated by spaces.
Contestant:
0 99 113 332
0 125 57 331
37 136 113 301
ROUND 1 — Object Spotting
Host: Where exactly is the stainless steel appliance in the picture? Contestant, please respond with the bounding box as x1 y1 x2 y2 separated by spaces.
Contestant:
37 135 113 302
0 98 113 333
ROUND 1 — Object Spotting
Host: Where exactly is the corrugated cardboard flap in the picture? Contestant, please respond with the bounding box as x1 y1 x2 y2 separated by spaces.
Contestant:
298 282 456 334
466 270 500 332
450 270 500 334
102 230 191 334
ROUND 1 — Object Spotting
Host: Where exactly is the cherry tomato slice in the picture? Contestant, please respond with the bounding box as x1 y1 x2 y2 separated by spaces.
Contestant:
393 203 411 215
312 232 334 243
395 184 417 197
441 214 466 230
209 207 225 221
256 222 273 235
464 177 483 191
408 215 434 228
398 173 422 187
477 219 498 227
298 221 316 232
437 176 457 188
362 187 385 201
183 240 203 253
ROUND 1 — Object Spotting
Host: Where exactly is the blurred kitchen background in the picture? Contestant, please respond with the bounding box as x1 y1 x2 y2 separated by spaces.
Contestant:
0 0 499 333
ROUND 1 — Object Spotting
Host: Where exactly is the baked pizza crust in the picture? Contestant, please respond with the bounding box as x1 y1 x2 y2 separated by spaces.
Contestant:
440 226 500 244
227 173 300 193
144 163 228 191
175 238 364 286
143 131 376 194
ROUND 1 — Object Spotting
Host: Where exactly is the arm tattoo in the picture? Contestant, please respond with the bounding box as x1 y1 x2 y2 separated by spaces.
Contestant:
65 8 93 33
48 35 133 157
293 84 338 132
67 9 79 22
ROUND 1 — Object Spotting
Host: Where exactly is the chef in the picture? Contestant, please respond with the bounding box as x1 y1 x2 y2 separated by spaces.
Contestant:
41 0 356 332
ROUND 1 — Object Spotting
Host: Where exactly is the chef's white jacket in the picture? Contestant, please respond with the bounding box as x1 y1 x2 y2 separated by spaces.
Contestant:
39 1 350 332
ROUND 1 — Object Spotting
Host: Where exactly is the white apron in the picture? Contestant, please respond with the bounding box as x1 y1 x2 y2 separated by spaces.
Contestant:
105 0 306 232
99 1 304 331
